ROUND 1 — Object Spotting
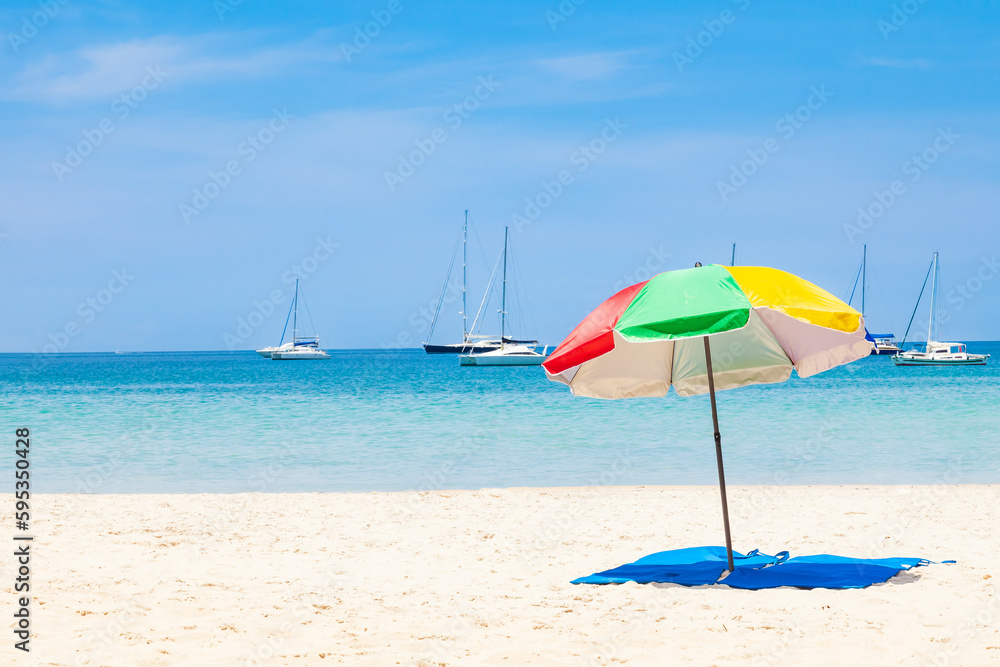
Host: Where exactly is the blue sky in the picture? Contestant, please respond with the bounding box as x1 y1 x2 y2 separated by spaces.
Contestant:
1 0 998 351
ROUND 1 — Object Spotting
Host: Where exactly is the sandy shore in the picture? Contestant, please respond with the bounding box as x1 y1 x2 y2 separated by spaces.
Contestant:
13 486 999 665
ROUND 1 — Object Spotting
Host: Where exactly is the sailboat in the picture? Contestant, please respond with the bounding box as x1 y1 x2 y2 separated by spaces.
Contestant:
423 211 539 354
847 245 900 355
257 279 330 360
460 227 548 367
893 252 989 366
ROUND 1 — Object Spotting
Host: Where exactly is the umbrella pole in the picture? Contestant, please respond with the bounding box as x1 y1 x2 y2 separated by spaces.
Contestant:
703 337 735 572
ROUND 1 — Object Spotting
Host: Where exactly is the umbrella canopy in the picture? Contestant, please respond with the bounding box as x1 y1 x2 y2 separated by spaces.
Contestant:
542 264 869 571
543 264 870 397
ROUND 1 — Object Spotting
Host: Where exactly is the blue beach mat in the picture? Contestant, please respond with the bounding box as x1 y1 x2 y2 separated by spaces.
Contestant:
571 546 787 586
721 562 908 590
572 547 950 589
720 554 953 590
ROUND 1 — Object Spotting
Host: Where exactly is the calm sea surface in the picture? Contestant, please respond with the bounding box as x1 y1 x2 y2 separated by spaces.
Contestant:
2 345 999 493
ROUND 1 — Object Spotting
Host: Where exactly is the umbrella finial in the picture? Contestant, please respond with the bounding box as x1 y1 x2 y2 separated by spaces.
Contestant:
694 262 703 268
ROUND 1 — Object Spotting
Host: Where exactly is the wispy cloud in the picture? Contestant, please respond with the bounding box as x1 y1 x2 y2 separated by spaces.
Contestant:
326 47 669 110
855 55 933 69
5 33 341 103
535 51 638 80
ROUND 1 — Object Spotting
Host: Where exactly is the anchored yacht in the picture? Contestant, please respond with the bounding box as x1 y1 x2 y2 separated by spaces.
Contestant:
893 252 989 366
459 227 548 367
894 341 988 366
257 279 330 360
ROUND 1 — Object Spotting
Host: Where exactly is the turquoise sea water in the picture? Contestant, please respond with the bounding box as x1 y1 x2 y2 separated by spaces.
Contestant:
1 345 999 493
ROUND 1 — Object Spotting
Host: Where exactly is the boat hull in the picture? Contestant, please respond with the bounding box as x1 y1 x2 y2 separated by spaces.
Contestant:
424 343 501 355
271 351 330 360
258 343 304 358
424 339 540 354
460 354 545 366
892 356 989 366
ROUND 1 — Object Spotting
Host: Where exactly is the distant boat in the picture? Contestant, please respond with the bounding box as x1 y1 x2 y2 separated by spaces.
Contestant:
423 210 539 354
893 252 989 366
868 334 900 356
256 342 293 358
894 341 989 366
460 227 547 367
460 343 549 366
425 337 540 354
847 245 900 356
271 345 330 360
258 279 330 360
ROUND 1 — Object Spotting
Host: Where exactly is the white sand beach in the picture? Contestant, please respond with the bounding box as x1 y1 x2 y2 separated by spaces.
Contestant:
18 486 1000 665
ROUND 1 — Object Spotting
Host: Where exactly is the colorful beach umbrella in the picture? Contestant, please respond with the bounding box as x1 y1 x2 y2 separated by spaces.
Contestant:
542 264 870 570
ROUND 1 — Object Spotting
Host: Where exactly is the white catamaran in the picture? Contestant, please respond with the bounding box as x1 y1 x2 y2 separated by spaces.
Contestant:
460 227 548 367
893 252 989 366
257 279 330 360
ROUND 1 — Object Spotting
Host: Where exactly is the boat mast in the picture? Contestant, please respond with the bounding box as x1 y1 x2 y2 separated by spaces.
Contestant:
500 226 508 348
426 221 463 346
927 251 938 343
861 244 867 318
462 210 468 344
292 279 298 342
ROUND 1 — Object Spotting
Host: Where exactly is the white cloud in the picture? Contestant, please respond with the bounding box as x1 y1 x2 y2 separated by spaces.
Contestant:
856 55 933 69
535 51 637 80
5 33 341 103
